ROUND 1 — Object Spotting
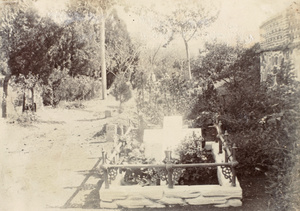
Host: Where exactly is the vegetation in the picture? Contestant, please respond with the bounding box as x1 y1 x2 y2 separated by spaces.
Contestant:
0 1 299 210
110 73 132 111
191 43 300 211
0 0 136 112
135 39 299 210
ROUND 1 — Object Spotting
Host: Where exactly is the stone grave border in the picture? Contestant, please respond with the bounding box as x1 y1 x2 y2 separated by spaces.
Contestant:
99 122 242 209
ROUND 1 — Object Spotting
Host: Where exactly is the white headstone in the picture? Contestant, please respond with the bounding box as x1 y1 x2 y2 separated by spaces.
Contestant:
143 116 202 162
162 116 183 157
144 129 164 162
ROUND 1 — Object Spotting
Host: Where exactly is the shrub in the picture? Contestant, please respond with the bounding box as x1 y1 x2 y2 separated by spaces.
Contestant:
190 60 300 210
110 74 132 109
135 71 196 125
43 69 101 106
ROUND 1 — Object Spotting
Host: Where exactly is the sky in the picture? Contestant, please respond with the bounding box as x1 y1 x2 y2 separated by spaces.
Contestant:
33 0 298 57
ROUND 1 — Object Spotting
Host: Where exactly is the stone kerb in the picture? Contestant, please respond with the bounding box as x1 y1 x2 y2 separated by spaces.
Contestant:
99 141 242 209
99 185 242 209
211 142 240 187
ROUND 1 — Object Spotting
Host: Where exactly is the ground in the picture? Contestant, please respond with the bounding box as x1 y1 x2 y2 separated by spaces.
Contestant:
0 95 270 211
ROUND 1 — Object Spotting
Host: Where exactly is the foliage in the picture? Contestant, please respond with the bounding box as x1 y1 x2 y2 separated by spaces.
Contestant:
0 2 61 82
110 74 132 109
176 133 218 185
117 128 218 186
135 70 196 125
67 0 135 99
153 0 220 79
43 69 101 106
0 0 137 111
15 110 38 124
105 9 139 88
191 41 300 210
64 101 85 109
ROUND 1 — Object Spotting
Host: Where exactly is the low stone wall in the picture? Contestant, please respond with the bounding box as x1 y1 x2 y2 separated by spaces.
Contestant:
99 185 242 209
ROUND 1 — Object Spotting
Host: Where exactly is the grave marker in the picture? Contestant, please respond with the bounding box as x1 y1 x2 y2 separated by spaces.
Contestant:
143 116 202 162
106 124 117 142
105 110 112 118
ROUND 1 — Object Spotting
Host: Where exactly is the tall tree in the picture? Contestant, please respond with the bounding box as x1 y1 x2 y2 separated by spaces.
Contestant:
105 9 139 88
0 0 63 116
155 0 219 79
68 0 116 99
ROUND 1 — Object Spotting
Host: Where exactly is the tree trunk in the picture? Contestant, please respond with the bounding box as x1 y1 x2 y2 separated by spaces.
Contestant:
30 87 36 112
100 10 107 100
22 92 26 113
2 74 11 118
184 39 192 80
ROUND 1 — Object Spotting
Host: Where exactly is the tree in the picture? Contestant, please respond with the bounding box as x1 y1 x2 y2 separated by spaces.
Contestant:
192 42 238 82
68 0 138 99
105 9 139 88
68 0 117 99
154 0 219 79
110 73 132 110
190 42 261 120
190 41 300 210
0 0 72 116
1 2 36 116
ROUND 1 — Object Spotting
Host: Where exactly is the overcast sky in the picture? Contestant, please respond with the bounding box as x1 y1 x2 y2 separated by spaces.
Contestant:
34 0 298 56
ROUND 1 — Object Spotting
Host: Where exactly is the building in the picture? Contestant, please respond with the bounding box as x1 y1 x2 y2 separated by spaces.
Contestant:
259 3 300 82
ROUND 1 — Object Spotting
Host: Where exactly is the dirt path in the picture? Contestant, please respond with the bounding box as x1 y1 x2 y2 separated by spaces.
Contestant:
0 96 122 211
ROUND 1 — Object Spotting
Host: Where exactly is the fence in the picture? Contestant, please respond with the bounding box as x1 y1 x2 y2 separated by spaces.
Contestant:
99 121 238 189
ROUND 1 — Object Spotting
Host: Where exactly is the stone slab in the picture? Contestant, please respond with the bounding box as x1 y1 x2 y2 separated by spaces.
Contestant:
141 188 164 200
164 188 201 199
100 189 128 202
186 196 227 205
158 196 185 205
146 202 166 208
214 199 242 208
115 198 154 208
100 201 118 209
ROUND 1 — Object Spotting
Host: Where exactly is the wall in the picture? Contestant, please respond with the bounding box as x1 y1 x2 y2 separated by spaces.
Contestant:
259 4 300 82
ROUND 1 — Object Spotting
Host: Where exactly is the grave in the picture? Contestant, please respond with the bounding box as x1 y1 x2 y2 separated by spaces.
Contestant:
106 124 117 142
143 116 202 162
99 116 242 209
105 110 112 118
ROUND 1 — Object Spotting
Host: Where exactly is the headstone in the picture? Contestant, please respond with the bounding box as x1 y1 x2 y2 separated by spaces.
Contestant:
106 124 117 142
162 116 183 153
144 129 164 161
143 116 202 162
105 110 112 118
117 125 123 136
